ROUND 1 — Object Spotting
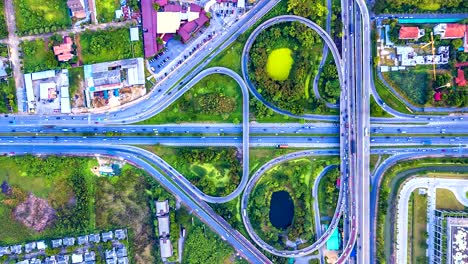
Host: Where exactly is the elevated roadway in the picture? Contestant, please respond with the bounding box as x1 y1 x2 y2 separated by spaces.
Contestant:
0 144 272 263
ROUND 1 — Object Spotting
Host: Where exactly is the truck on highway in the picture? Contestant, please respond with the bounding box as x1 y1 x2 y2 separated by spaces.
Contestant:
277 144 289 149
351 140 356 154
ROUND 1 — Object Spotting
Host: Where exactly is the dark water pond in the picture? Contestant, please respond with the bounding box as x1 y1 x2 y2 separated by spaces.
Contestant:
269 190 294 229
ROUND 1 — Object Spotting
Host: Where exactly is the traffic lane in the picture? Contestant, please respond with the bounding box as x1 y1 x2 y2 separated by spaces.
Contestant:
6 122 468 135
0 0 280 126
0 144 272 263
1 136 466 146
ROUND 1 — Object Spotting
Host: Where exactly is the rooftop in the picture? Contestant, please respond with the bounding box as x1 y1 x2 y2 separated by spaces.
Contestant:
399 26 421 39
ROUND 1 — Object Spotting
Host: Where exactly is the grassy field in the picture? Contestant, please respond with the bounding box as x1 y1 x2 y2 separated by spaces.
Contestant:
0 78 17 113
206 41 243 74
266 48 294 81
80 27 143 64
96 0 120 23
248 147 309 174
383 71 430 106
410 190 428 264
21 39 58 73
68 67 84 99
0 156 96 244
373 71 412 114
141 145 241 197
14 0 71 35
0 156 165 263
436 188 467 211
139 74 243 124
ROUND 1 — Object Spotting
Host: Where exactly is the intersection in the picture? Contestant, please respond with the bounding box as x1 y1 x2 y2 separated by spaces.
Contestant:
1 0 467 263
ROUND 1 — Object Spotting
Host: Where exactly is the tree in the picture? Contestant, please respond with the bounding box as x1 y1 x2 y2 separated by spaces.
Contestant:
452 39 463 50
153 3 160 11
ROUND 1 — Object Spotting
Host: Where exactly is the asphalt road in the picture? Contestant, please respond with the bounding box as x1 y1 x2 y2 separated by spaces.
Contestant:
0 144 272 263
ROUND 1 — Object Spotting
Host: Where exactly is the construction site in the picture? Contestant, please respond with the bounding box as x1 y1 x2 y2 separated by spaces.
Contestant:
83 58 146 110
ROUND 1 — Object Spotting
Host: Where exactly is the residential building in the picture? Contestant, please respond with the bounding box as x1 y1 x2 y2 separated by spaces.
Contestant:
10 245 22 255
155 200 169 216
53 37 74 62
399 26 425 40
118 257 129 264
434 23 466 39
56 255 70 264
102 231 114 242
51 239 63 248
36 241 47 250
106 248 117 260
29 259 41 264
77 235 88 245
84 251 96 262
159 237 173 258
116 246 128 258
456 68 466 87
62 237 75 247
71 253 83 264
25 242 36 253
88 233 101 243
115 229 126 240
0 246 10 257
396 46 449 66
67 0 86 19
158 215 170 237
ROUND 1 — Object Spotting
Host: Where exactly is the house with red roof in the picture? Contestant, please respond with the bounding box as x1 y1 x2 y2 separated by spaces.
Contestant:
456 68 467 87
399 27 424 40
434 24 466 39
53 37 74 62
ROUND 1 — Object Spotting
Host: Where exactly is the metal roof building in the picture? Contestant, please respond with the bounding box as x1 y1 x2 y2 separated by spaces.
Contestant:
155 200 169 217
159 237 173 258
130 27 139 41
157 215 170 237
325 226 341 251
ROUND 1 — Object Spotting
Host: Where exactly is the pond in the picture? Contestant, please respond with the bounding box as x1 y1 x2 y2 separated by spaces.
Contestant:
269 190 294 229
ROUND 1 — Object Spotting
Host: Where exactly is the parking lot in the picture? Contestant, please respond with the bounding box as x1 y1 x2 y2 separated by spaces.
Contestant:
147 1 244 81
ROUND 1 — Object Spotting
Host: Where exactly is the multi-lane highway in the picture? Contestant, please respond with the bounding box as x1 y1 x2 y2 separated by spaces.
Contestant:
1 0 467 262
0 144 272 263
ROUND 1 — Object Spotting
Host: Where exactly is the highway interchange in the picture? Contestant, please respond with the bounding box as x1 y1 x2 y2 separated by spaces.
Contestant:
1 0 467 263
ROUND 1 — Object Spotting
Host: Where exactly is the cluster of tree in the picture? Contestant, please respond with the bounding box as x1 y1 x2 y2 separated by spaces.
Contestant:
54 168 92 233
320 168 340 216
175 148 241 196
183 225 233 263
20 39 59 73
0 2 7 38
248 160 315 248
249 23 322 115
0 79 16 113
318 58 340 104
249 98 275 120
287 0 327 26
80 27 142 64
15 0 70 35
374 0 468 13
197 94 236 115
